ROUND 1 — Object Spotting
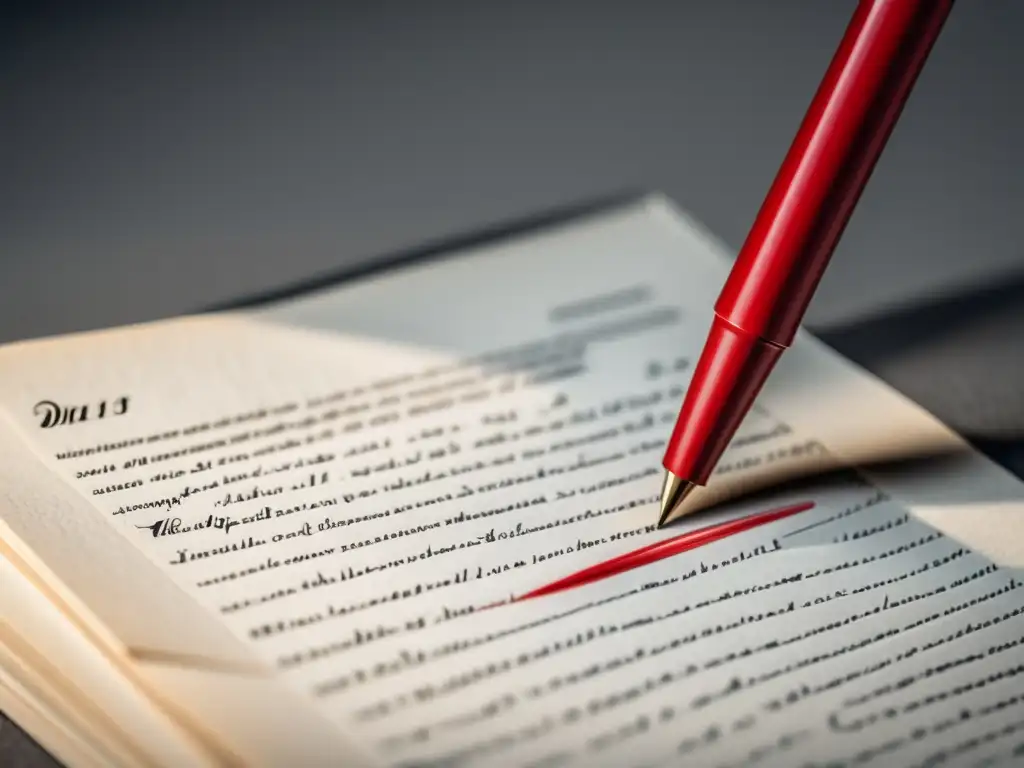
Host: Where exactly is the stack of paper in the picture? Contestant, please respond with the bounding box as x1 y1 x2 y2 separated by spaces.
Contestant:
1 195 1021 766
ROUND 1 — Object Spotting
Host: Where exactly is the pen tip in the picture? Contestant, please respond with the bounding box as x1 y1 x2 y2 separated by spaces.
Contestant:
658 472 696 528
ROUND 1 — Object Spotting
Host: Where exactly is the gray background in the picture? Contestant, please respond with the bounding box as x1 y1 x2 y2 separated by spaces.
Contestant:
2 2 1022 765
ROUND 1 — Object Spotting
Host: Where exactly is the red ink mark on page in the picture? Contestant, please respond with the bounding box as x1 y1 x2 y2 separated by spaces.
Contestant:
515 501 815 602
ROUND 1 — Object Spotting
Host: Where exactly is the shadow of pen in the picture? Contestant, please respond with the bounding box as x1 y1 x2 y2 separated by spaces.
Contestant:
672 270 1024 525
667 424 1011 527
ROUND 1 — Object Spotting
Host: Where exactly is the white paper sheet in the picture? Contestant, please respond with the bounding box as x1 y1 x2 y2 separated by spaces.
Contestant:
0 195 1021 766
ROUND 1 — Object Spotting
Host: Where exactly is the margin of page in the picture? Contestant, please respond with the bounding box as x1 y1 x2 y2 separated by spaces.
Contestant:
0 417 368 766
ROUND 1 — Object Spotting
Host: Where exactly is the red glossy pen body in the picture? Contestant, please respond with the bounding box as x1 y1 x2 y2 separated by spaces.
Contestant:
659 0 954 525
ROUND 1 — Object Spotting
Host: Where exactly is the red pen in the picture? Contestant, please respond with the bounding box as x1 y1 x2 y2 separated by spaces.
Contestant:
516 500 814 602
659 0 955 528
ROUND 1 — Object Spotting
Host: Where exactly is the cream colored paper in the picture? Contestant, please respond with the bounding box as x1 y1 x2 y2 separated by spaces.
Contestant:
0 554 216 768
0 195 1021 766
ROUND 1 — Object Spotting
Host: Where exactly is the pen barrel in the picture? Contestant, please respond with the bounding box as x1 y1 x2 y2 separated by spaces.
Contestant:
716 0 954 346
663 316 783 484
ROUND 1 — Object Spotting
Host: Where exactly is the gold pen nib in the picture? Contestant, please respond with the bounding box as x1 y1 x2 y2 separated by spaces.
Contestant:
658 471 696 528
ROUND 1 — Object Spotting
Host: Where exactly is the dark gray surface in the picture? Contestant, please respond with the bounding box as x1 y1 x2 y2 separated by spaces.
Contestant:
0 721 61 768
3 0 1024 342
2 2 1023 766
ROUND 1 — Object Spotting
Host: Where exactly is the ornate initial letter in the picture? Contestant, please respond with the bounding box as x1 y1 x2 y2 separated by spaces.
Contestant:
33 401 62 429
